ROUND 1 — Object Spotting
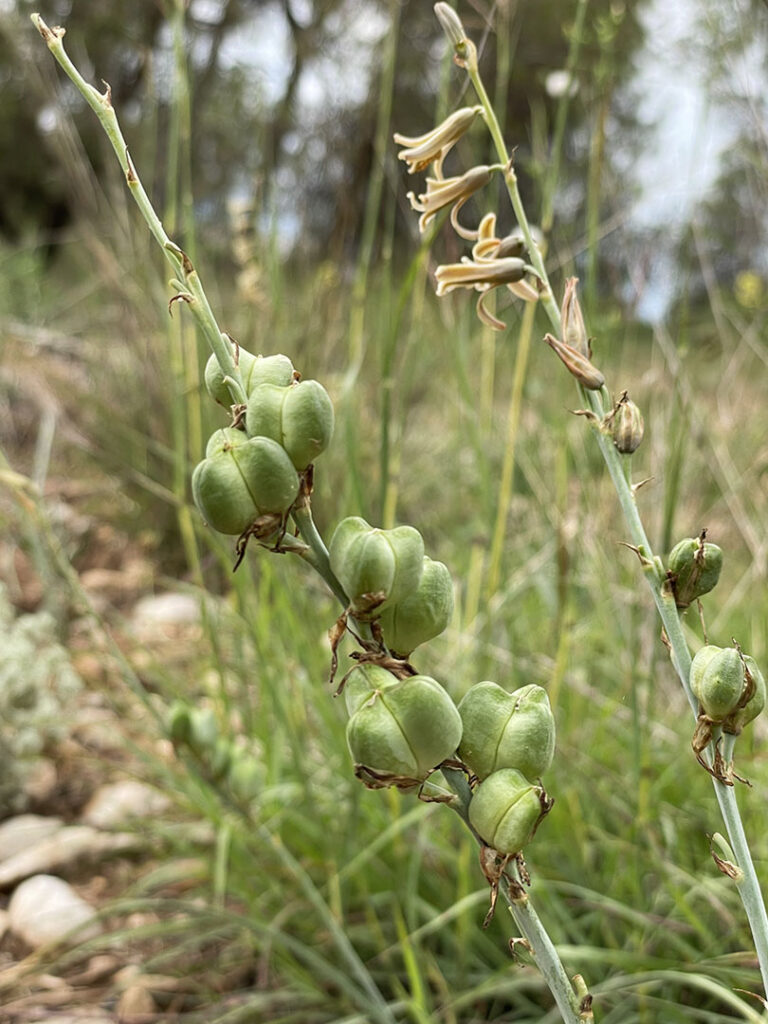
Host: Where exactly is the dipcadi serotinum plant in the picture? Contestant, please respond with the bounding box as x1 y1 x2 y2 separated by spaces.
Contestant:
32 9 595 1023
396 0 768 1011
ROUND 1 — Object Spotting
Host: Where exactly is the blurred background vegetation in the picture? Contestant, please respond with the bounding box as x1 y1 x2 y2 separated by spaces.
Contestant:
1 0 768 1021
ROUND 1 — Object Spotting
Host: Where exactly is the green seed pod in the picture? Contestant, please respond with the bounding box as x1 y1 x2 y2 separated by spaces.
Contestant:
189 707 218 752
244 383 286 450
346 674 462 781
205 348 257 406
378 557 454 656
612 396 644 454
168 701 192 745
689 645 724 702
458 681 555 780
468 768 544 855
205 427 248 459
251 353 295 388
281 380 334 469
205 349 295 406
342 663 397 717
692 646 745 721
329 517 425 614
246 380 334 469
227 752 262 803
668 535 723 608
192 435 299 534
208 738 232 781
727 655 766 734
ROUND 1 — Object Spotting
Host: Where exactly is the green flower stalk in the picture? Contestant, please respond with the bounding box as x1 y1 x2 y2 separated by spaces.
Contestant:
421 1 768 1006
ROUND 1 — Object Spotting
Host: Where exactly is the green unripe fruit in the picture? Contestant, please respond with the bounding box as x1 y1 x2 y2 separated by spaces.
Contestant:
668 536 723 608
205 349 295 406
458 682 555 780
205 348 257 406
689 645 722 697
227 753 262 802
282 380 334 468
691 646 744 721
468 768 544 855
329 517 425 615
192 435 300 535
168 701 192 745
728 655 766 734
189 707 218 751
379 557 454 656
246 379 334 469
346 673 462 781
208 738 232 781
343 663 398 717
205 427 248 458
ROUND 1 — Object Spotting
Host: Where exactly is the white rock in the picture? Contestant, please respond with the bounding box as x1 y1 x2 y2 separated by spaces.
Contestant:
0 814 64 861
0 908 10 941
0 825 140 889
132 592 201 627
81 780 171 829
8 874 102 948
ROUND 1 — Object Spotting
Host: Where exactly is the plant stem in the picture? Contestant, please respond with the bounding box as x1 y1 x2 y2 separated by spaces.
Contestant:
30 13 247 407
441 768 584 1023
459 30 768 999
31 11 354 611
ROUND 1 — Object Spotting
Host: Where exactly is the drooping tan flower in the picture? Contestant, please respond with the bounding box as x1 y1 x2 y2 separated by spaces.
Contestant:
435 256 535 330
407 164 495 237
471 212 543 263
393 106 484 174
543 332 604 390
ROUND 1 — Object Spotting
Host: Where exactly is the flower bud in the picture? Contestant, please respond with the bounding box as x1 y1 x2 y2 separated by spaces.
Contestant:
434 3 466 47
192 434 299 534
612 394 644 454
468 768 544 855
205 349 294 406
690 646 744 722
329 517 425 615
668 534 723 608
458 682 555 780
378 557 454 657
346 673 462 783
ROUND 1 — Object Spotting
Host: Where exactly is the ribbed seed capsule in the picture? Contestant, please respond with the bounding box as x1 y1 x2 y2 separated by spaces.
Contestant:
205 349 295 406
245 379 335 469
346 672 462 783
343 664 399 717
727 655 766 733
690 646 744 721
668 534 723 608
458 681 555 780
468 768 544 855
329 517 425 615
612 395 644 454
192 434 299 534
378 557 454 657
